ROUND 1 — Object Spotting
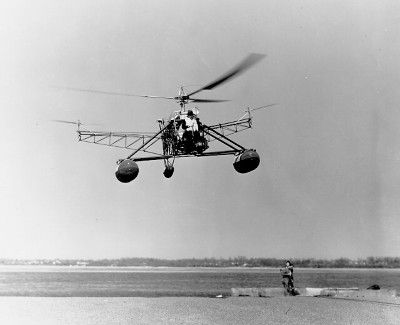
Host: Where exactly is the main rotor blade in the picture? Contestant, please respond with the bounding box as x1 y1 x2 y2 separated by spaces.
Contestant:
187 53 266 97
190 98 229 103
55 86 175 100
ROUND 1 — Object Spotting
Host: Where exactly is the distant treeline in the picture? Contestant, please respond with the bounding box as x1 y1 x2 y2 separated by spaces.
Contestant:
1 256 400 268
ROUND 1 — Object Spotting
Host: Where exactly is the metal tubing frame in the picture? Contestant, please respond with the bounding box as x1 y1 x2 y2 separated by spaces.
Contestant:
126 124 169 159
126 124 246 162
84 118 250 163
133 149 240 162
78 131 156 150
202 124 246 151
207 117 251 131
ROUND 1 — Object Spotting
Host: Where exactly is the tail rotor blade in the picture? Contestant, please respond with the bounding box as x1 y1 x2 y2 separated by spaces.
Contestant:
52 119 80 125
52 119 102 127
249 103 278 112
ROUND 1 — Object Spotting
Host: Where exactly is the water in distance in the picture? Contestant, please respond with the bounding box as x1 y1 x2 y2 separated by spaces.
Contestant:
0 266 398 297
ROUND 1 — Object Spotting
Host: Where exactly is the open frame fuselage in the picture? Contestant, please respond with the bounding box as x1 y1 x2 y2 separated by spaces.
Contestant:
77 108 261 182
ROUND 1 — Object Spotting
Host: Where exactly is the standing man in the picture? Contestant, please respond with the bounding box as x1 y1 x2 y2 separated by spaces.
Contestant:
281 260 295 294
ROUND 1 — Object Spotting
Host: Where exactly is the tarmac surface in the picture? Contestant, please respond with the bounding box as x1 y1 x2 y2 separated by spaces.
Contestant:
0 296 399 324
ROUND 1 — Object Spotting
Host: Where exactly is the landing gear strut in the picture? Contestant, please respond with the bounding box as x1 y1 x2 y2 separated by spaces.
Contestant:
163 159 175 178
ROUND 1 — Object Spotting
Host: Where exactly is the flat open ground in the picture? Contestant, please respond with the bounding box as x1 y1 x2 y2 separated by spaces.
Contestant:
0 296 399 324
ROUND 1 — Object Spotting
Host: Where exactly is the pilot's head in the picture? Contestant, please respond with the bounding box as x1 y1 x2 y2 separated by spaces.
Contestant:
187 110 194 117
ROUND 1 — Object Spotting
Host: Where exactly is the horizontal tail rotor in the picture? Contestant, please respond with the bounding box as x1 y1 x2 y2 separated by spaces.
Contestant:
236 103 278 121
249 103 278 112
52 119 102 128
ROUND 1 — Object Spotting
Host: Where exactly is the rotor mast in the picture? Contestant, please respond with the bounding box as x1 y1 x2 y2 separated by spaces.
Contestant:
177 86 188 112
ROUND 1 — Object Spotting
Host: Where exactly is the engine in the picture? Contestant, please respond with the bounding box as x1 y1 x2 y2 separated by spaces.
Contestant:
115 159 139 183
233 149 260 173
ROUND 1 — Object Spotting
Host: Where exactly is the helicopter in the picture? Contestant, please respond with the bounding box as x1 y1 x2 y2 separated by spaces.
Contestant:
56 53 272 183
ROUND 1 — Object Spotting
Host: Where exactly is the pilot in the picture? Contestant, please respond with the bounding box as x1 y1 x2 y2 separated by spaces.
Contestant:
184 110 198 132
182 110 199 147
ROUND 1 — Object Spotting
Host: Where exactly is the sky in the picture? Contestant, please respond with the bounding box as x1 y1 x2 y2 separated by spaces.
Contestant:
1 0 400 260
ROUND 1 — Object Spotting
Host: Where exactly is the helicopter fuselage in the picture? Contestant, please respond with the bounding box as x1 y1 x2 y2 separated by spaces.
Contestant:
160 112 208 156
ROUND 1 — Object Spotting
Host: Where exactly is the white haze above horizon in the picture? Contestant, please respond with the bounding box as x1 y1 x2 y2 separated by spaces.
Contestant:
1 0 400 260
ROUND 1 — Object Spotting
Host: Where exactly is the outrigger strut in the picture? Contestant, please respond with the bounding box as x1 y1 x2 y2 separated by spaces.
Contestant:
125 124 169 160
202 124 246 152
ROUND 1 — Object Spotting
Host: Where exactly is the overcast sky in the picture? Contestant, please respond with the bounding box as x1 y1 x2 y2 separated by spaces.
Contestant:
1 0 400 259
